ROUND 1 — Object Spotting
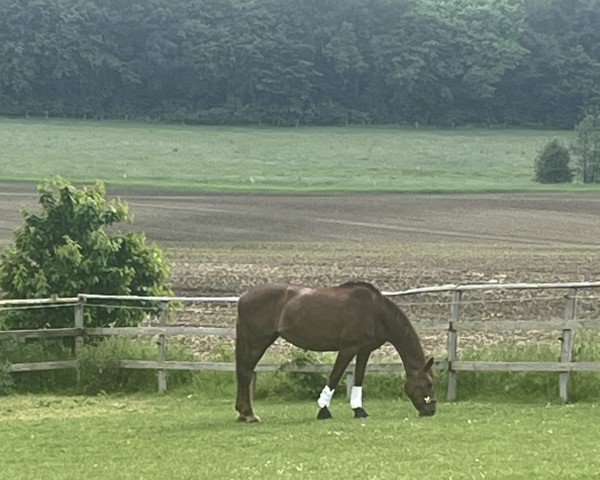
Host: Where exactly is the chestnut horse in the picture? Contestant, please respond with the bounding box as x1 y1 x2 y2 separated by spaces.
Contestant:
235 281 436 422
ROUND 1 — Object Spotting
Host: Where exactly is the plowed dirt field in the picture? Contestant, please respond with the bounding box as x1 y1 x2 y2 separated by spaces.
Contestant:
2 184 599 359
3 183 600 293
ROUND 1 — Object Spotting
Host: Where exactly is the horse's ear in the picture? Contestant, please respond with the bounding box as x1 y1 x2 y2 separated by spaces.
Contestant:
423 357 434 372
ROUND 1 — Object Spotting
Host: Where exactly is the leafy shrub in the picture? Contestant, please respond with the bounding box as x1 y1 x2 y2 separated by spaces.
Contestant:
572 112 600 183
285 350 328 395
0 178 172 329
534 139 573 183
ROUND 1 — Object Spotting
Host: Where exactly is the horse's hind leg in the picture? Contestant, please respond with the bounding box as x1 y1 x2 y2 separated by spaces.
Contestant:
235 333 278 423
316 349 356 420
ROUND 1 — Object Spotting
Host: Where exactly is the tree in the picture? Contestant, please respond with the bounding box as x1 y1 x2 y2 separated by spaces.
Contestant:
495 0 600 127
534 139 573 183
0 178 171 329
571 113 600 183
1 0 600 126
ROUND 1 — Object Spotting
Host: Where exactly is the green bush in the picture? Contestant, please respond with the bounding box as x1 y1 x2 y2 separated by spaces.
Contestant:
0 177 172 329
285 350 329 396
572 112 600 183
534 139 573 183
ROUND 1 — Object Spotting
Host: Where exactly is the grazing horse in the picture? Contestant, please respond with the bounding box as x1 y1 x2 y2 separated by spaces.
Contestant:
235 281 436 422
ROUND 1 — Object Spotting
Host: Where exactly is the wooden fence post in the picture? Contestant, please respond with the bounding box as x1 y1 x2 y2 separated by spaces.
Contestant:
447 290 461 402
74 295 85 367
559 288 578 403
157 301 168 393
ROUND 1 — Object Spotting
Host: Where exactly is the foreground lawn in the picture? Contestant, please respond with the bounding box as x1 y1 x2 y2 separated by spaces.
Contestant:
0 117 587 193
1 394 598 479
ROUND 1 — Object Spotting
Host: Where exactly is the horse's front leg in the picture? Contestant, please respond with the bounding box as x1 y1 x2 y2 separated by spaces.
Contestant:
350 349 372 418
316 349 356 420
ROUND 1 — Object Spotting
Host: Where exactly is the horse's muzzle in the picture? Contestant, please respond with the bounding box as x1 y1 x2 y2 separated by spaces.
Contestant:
419 402 437 417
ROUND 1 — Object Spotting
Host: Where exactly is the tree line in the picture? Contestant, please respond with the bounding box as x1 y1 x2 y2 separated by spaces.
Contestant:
1 0 599 128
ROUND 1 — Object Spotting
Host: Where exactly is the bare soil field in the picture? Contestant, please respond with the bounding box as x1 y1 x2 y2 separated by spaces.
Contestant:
1 183 599 244
96 191 600 247
2 182 599 296
2 183 599 359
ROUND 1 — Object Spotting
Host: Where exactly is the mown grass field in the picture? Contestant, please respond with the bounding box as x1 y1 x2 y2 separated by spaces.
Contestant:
1 394 599 480
2 117 600 479
0 116 589 193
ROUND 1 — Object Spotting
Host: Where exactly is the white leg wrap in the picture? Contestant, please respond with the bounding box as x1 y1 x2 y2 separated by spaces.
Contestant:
350 386 363 409
317 385 334 408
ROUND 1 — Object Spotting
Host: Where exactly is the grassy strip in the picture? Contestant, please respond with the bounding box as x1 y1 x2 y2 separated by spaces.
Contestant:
3 335 600 403
1 394 599 479
2 117 594 194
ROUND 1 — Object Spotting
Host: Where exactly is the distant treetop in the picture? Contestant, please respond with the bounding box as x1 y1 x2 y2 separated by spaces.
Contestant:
0 0 598 128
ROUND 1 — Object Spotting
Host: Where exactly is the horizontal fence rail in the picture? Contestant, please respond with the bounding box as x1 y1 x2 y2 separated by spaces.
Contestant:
1 281 600 402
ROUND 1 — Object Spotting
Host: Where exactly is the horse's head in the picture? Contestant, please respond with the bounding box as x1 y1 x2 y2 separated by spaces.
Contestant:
404 357 436 417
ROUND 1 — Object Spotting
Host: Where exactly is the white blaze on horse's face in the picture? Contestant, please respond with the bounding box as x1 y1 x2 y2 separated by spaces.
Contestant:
405 358 436 417
405 376 435 416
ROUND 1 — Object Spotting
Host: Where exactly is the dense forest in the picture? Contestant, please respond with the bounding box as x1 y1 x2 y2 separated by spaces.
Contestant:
1 0 599 127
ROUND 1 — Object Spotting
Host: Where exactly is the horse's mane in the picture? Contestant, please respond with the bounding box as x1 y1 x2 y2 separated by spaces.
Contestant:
338 281 427 368
336 281 382 295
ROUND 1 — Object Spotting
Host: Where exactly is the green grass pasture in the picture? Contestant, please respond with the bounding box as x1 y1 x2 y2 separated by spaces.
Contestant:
1 394 598 479
0 117 585 193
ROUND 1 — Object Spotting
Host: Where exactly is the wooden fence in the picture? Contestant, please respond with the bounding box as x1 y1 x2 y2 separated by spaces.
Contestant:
1 281 600 402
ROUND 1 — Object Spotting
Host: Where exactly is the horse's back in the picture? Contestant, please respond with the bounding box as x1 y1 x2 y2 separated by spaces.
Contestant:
277 283 385 351
237 282 387 350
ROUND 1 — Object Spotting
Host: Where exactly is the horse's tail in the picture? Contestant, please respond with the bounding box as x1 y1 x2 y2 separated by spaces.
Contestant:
236 283 292 340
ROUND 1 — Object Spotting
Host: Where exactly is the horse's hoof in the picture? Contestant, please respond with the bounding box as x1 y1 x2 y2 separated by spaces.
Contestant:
353 407 369 419
317 407 333 420
236 414 261 423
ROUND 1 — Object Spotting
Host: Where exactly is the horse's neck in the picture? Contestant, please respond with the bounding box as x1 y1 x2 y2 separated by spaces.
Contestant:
385 305 426 373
